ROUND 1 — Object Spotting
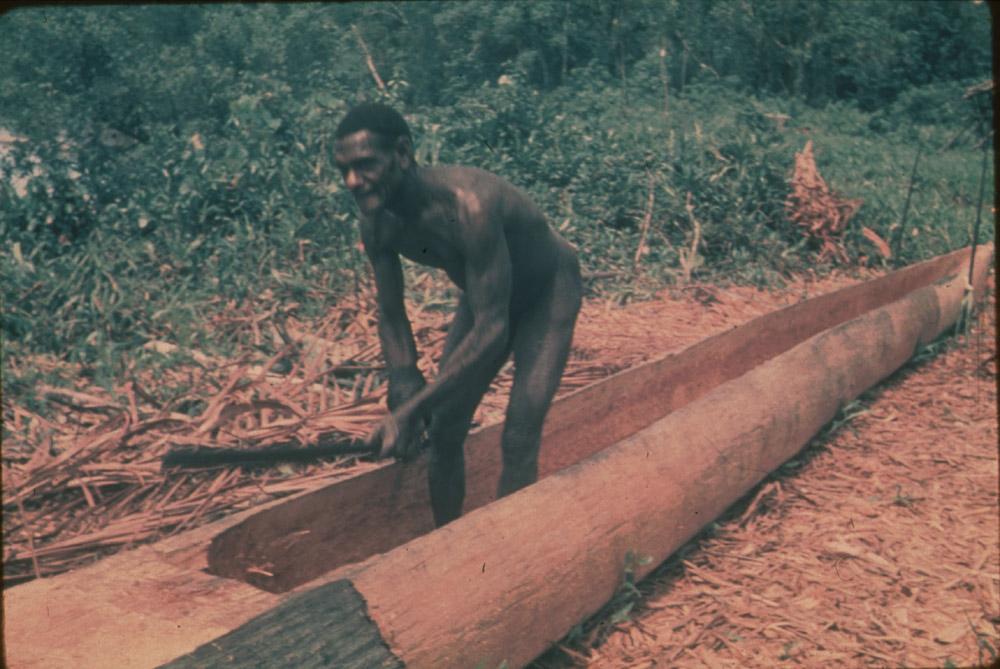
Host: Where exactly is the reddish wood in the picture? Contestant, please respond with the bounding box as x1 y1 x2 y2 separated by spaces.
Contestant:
206 245 980 592
345 246 991 668
2 514 281 668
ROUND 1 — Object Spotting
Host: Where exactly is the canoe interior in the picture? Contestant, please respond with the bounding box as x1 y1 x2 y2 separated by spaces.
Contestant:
205 246 980 593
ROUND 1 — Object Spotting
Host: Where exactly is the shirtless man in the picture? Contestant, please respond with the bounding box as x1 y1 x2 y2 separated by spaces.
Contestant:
334 103 582 527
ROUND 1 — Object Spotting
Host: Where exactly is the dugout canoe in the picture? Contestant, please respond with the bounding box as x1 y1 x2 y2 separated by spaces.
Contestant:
3 243 992 669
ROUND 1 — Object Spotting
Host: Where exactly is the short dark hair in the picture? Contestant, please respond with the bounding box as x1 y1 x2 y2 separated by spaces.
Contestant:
335 103 411 148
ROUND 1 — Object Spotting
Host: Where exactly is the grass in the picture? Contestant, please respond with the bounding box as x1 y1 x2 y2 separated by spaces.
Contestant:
796 104 993 266
2 83 993 429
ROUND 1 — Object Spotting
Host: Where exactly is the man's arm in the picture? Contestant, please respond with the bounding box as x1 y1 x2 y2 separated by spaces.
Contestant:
364 228 425 411
376 214 512 456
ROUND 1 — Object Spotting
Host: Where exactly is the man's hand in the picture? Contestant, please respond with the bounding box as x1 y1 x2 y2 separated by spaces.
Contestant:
366 407 427 461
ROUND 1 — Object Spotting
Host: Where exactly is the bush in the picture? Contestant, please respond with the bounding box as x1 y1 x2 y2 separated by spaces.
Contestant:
0 2 992 385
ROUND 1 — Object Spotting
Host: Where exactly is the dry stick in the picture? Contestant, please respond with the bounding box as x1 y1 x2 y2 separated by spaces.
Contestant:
633 172 657 270
582 270 625 282
351 24 386 92
966 113 990 294
612 7 628 111
15 493 42 580
891 142 923 263
941 123 972 152
678 192 703 285
560 4 570 82
658 42 669 118
964 117 990 402
162 436 375 469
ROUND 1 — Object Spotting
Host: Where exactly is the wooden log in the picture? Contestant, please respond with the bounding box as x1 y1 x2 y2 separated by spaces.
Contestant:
2 245 990 668
161 580 403 669
170 244 991 668
205 244 983 593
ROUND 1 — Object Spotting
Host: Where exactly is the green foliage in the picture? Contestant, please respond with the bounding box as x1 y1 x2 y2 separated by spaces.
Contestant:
607 549 654 624
0 1 993 408
876 80 981 127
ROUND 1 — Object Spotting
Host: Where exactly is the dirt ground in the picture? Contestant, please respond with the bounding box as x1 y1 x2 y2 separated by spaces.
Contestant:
532 275 998 668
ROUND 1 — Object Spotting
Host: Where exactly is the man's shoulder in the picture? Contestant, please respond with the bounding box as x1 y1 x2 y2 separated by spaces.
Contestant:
423 164 509 188
423 165 533 211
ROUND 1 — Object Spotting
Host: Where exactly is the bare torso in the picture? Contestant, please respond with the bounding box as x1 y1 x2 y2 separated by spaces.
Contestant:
364 165 573 313
335 111 581 525
356 157 582 525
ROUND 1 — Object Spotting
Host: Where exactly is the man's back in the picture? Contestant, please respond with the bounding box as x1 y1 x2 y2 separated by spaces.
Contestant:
381 164 574 314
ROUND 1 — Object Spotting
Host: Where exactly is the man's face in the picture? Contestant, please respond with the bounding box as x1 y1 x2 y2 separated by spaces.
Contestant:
334 130 403 216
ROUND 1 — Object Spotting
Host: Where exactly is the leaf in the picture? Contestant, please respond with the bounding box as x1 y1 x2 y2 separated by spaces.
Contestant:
934 621 969 645
794 596 820 611
609 601 633 624
313 92 340 109
11 242 35 272
826 542 861 560
861 226 892 258
890 605 910 627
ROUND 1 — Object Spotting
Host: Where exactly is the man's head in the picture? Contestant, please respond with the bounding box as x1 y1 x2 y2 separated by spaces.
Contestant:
334 103 414 215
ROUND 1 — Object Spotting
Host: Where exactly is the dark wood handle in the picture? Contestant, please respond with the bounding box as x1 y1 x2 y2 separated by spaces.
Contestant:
162 438 376 469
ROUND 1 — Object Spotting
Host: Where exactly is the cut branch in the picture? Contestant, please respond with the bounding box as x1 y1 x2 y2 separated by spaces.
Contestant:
892 142 923 263
163 437 375 469
658 42 669 118
351 24 386 92
677 192 703 285
633 172 657 270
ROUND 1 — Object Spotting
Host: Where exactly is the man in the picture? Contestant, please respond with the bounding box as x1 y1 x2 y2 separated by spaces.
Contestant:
334 103 582 527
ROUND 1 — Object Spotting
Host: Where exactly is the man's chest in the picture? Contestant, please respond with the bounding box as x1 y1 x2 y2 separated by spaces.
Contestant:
387 215 466 284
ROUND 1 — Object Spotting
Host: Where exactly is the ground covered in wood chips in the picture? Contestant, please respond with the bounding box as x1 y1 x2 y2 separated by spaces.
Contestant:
4 266 996 669
534 284 998 668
